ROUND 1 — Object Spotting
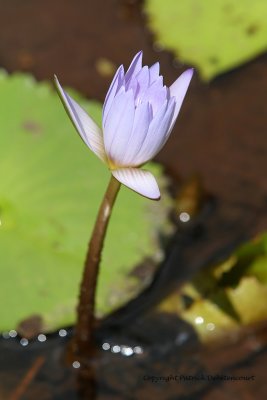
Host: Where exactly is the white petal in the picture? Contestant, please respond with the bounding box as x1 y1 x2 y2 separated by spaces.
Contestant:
169 68 193 131
112 168 160 200
104 88 135 165
54 76 106 162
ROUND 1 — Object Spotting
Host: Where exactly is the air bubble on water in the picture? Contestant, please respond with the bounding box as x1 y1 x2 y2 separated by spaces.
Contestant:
38 334 47 342
121 346 134 357
20 338 29 346
102 342 110 351
111 345 121 353
72 361 80 369
58 329 67 337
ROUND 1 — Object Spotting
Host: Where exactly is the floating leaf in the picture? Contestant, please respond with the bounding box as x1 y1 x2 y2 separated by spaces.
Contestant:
0 72 172 333
181 299 239 341
145 0 267 80
248 256 267 283
227 276 267 324
157 232 267 341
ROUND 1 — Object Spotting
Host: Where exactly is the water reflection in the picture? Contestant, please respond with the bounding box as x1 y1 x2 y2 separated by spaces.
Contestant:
102 342 143 356
58 329 68 337
111 345 121 353
20 338 29 346
195 316 204 325
37 334 47 342
102 342 110 350
72 361 80 369
179 211 191 223
206 322 215 331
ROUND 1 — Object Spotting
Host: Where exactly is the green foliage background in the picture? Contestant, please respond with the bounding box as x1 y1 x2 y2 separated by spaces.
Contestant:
145 0 267 80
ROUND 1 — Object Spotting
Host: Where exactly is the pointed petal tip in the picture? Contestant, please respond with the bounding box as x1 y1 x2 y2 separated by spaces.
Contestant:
182 68 194 80
169 67 194 103
133 50 143 65
117 64 125 75
54 74 59 88
53 74 105 162
153 194 161 201
53 75 65 99
53 74 60 87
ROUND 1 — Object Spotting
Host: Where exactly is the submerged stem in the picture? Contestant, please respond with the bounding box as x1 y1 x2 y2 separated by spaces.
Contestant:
74 174 121 357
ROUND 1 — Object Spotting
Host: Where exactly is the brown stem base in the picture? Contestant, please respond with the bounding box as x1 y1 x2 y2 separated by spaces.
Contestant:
73 175 121 360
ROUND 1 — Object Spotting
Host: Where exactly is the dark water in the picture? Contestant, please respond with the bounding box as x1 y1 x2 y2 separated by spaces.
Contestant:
1 199 267 399
1 311 267 399
1 171 266 399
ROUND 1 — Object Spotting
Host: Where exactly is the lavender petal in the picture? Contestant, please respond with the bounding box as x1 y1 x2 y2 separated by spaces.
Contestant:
134 97 175 165
134 66 150 105
121 101 152 165
168 68 193 132
103 65 125 126
125 51 143 83
149 62 160 84
145 76 167 115
104 88 135 165
54 76 106 161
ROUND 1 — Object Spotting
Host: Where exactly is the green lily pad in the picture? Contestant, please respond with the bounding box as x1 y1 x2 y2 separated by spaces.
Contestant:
0 72 171 333
248 256 267 283
227 276 267 324
145 0 267 80
157 232 267 341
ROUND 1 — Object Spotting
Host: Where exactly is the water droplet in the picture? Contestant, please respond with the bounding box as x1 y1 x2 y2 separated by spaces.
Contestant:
111 345 121 353
37 333 46 342
133 346 143 355
72 361 80 369
179 212 190 223
20 338 29 346
58 329 67 337
102 342 110 351
9 330 17 338
195 316 204 325
206 322 215 331
121 346 134 356
2 331 10 339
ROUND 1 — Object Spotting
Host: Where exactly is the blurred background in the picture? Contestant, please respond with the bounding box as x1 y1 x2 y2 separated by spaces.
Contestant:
0 0 267 399
0 0 265 232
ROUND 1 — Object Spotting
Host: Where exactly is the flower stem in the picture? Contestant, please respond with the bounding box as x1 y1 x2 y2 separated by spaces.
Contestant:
74 174 121 357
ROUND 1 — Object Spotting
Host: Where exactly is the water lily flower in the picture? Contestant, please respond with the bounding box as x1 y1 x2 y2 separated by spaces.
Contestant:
55 51 193 200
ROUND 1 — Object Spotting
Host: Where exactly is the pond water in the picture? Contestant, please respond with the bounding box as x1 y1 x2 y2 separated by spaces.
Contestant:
1 199 267 399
